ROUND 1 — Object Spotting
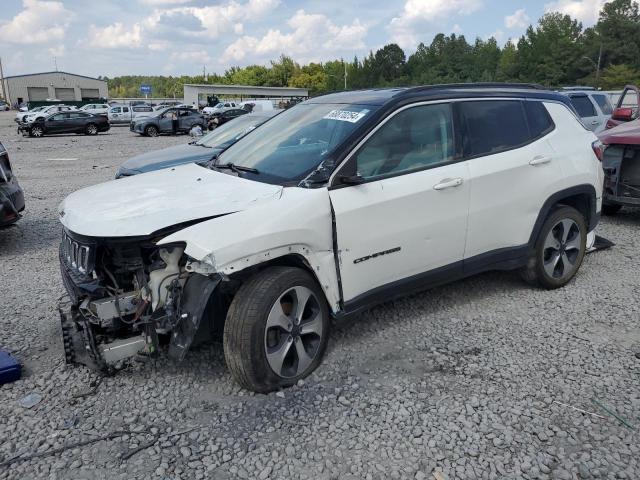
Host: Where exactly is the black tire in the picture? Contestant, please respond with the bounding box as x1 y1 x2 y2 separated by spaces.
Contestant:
30 125 44 137
223 267 330 393
520 206 587 289
145 125 159 137
602 203 622 216
85 123 98 135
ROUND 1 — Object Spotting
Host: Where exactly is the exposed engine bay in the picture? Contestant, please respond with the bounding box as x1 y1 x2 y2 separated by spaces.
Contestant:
59 228 221 372
603 145 640 206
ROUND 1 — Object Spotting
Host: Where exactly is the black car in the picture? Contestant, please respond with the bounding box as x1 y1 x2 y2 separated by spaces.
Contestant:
18 111 110 137
207 108 248 129
0 141 25 227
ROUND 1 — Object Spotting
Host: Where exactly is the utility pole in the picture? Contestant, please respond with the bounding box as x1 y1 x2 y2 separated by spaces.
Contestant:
54 56 58 72
0 56 7 103
344 59 347 90
596 43 602 87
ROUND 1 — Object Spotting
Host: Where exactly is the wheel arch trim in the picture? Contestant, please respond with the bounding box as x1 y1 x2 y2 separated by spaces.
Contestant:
528 184 598 248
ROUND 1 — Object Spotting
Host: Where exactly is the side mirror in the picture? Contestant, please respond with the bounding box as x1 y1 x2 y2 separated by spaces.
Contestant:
340 174 365 185
612 107 634 121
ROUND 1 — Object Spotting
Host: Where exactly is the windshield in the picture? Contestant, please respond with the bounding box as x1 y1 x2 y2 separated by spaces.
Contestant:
196 115 267 149
217 103 376 184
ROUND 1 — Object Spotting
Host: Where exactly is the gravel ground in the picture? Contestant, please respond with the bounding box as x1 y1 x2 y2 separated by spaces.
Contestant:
0 109 639 480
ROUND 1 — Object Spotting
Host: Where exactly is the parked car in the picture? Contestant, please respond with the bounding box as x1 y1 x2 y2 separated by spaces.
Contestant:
116 111 280 178
80 103 110 116
605 84 640 130
108 104 154 124
597 119 640 215
18 111 110 137
207 108 248 129
15 105 48 123
0 140 25 227
0 101 9 111
21 104 77 123
202 101 238 115
58 84 602 392
560 88 613 133
130 107 205 137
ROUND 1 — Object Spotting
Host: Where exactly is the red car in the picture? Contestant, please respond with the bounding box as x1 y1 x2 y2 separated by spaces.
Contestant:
598 119 640 214
605 84 640 130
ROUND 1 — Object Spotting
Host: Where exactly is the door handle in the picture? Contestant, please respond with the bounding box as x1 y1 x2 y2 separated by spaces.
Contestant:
591 120 599 125
529 155 552 166
433 177 463 190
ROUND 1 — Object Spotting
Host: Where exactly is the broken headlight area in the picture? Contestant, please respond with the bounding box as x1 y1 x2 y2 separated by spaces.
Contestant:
59 228 221 373
603 145 640 206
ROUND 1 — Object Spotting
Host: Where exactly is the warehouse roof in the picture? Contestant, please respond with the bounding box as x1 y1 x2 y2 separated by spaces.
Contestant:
2 71 105 82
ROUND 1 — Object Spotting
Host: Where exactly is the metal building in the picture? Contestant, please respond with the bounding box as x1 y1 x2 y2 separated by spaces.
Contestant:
183 84 308 107
0 71 108 106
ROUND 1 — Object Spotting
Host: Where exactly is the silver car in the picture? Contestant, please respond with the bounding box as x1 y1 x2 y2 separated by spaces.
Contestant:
561 88 613 133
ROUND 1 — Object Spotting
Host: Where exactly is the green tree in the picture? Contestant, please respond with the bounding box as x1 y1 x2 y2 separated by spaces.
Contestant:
599 63 640 88
517 13 584 86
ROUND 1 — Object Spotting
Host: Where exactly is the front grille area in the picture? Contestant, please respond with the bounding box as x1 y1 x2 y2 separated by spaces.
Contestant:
61 230 94 274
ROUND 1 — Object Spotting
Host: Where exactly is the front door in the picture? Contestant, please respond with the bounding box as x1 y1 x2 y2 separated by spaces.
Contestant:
46 113 70 134
329 102 470 305
158 110 175 132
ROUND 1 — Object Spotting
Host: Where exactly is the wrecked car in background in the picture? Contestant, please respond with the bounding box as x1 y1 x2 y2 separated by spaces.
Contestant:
0 140 25 227
605 84 640 130
58 84 602 392
115 111 279 178
598 119 640 215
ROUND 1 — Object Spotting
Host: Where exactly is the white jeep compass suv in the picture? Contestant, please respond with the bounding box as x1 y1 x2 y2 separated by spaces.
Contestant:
58 84 603 392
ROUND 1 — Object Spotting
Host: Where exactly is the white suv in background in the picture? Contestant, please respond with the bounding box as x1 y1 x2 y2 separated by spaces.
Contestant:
80 103 110 116
561 87 613 133
58 84 603 392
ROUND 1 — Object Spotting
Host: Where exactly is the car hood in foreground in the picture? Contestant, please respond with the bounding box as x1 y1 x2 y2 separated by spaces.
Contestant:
118 143 220 175
59 163 283 238
598 119 640 145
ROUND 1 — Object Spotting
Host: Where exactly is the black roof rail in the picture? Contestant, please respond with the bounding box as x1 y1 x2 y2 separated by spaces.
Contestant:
405 82 548 93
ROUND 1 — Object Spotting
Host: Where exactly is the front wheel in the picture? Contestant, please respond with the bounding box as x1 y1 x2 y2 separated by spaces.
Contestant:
223 267 330 392
520 206 587 289
145 125 159 137
30 125 44 137
85 123 98 135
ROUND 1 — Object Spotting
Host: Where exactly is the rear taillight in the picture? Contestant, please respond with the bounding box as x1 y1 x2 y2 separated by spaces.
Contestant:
592 140 605 162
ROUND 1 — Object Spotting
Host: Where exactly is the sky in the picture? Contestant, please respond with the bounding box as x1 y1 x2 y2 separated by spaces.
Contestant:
0 0 610 78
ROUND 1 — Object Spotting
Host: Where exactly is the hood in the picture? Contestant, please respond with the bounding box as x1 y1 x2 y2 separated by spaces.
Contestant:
118 143 219 175
59 163 283 238
598 119 640 146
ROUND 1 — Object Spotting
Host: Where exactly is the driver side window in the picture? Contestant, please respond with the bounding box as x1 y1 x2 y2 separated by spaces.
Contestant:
355 103 454 179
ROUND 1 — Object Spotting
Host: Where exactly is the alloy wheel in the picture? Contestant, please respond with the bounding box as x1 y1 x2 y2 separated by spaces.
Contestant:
31 126 43 137
87 124 97 135
542 218 582 279
264 286 323 379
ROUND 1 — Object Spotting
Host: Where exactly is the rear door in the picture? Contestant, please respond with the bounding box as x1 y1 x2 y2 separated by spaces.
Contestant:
329 102 470 304
461 100 562 262
568 94 600 131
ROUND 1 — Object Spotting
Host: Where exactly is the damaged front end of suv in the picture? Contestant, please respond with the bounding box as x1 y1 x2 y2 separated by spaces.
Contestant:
59 227 221 372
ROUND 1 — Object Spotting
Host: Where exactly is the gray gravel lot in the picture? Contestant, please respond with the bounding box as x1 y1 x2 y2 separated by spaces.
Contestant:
0 109 639 480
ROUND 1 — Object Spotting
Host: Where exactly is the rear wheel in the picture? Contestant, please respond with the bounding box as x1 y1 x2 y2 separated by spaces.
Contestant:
30 125 44 137
223 267 330 392
520 206 587 289
85 123 98 135
145 125 158 137
602 203 622 216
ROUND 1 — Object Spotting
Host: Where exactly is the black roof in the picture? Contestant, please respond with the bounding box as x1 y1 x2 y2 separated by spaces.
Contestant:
308 83 570 107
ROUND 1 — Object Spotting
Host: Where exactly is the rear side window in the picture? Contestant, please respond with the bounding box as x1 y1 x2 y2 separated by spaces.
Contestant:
459 100 529 157
592 94 613 115
524 101 554 139
569 95 596 117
